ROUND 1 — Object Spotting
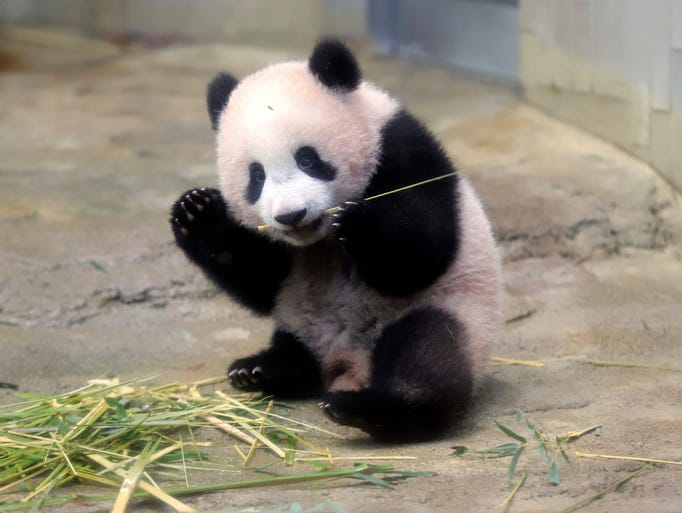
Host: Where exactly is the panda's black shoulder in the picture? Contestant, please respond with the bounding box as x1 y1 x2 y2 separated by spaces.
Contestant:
366 109 458 196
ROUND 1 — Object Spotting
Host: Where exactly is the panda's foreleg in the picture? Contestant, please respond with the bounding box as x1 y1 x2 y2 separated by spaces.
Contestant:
170 187 291 315
334 179 457 297
228 329 323 398
320 307 473 442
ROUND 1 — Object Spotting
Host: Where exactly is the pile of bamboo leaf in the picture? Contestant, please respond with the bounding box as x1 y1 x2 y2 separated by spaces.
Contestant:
0 375 341 512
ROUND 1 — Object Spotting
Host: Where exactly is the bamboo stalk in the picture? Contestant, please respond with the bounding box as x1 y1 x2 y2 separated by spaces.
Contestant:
499 472 526 509
557 465 652 513
243 400 274 466
490 357 544 368
87 454 196 513
575 452 682 467
201 414 256 445
562 357 682 372
111 441 157 513
256 171 457 231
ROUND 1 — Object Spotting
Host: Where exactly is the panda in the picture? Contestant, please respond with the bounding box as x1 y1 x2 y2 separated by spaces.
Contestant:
170 40 501 442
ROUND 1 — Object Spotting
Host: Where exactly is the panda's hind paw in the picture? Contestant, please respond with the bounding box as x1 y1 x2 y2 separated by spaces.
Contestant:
227 364 263 391
320 390 373 430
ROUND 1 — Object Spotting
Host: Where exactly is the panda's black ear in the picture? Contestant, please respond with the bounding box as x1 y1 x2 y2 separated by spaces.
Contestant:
207 72 239 131
308 39 361 92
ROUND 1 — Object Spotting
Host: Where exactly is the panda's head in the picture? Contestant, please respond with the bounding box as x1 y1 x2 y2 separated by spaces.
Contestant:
207 40 398 246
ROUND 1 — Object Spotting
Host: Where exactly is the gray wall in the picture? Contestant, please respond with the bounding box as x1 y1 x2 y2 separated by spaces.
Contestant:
370 0 519 81
0 0 368 46
521 0 682 192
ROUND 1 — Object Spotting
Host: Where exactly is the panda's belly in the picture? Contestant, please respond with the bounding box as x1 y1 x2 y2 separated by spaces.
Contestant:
273 242 413 390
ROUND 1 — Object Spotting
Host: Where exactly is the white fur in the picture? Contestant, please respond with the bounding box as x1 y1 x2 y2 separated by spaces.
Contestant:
216 62 398 246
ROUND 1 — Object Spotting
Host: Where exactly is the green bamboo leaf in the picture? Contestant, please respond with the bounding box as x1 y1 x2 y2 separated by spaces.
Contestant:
114 403 127 420
90 260 108 273
537 443 549 463
327 502 351 513
495 420 527 443
548 461 560 485
380 469 435 478
475 442 520 458
507 445 525 481
450 446 468 457
350 472 393 489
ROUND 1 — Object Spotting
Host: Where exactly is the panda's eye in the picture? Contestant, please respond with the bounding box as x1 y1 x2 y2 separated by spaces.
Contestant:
250 162 266 183
299 156 314 169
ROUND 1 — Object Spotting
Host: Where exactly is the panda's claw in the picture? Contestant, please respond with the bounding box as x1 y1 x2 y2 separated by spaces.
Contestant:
227 363 266 390
319 401 342 421
173 218 190 237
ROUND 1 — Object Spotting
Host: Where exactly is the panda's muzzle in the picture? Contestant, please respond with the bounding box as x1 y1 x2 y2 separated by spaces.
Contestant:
274 208 307 227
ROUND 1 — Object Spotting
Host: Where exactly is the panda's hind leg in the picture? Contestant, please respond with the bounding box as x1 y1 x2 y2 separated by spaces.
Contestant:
320 307 473 442
228 330 323 398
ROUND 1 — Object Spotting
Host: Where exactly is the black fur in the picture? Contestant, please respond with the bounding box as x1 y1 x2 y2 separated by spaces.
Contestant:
334 110 459 296
207 73 239 131
308 40 361 92
294 146 337 181
228 330 323 398
321 307 473 442
170 188 291 315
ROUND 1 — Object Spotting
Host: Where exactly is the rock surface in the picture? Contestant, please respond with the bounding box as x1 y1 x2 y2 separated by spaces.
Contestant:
1 34 681 513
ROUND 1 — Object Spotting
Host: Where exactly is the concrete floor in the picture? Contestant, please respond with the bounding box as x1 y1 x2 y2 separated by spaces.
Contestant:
1 31 681 513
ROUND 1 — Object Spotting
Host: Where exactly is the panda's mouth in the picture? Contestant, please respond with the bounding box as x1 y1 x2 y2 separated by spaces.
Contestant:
275 216 325 245
285 216 323 234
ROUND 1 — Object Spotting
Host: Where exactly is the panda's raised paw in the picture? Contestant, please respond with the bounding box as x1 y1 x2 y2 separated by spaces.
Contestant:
170 187 228 241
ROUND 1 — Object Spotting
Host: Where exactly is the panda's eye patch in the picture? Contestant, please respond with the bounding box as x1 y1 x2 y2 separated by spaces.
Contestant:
250 162 266 183
246 162 265 204
294 146 336 181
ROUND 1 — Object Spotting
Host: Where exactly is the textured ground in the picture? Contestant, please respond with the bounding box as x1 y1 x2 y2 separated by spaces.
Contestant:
1 31 681 513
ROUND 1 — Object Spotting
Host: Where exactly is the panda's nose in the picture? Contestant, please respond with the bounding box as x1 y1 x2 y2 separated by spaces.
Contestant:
274 208 307 227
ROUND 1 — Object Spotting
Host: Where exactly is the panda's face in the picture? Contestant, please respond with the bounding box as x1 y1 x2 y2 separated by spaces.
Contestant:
241 141 340 246
215 62 386 246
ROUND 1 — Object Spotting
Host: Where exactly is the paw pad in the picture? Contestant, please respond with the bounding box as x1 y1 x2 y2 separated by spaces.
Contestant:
170 187 225 241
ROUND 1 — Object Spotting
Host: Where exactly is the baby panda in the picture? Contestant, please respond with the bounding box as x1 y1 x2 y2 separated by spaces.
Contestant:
170 40 501 442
